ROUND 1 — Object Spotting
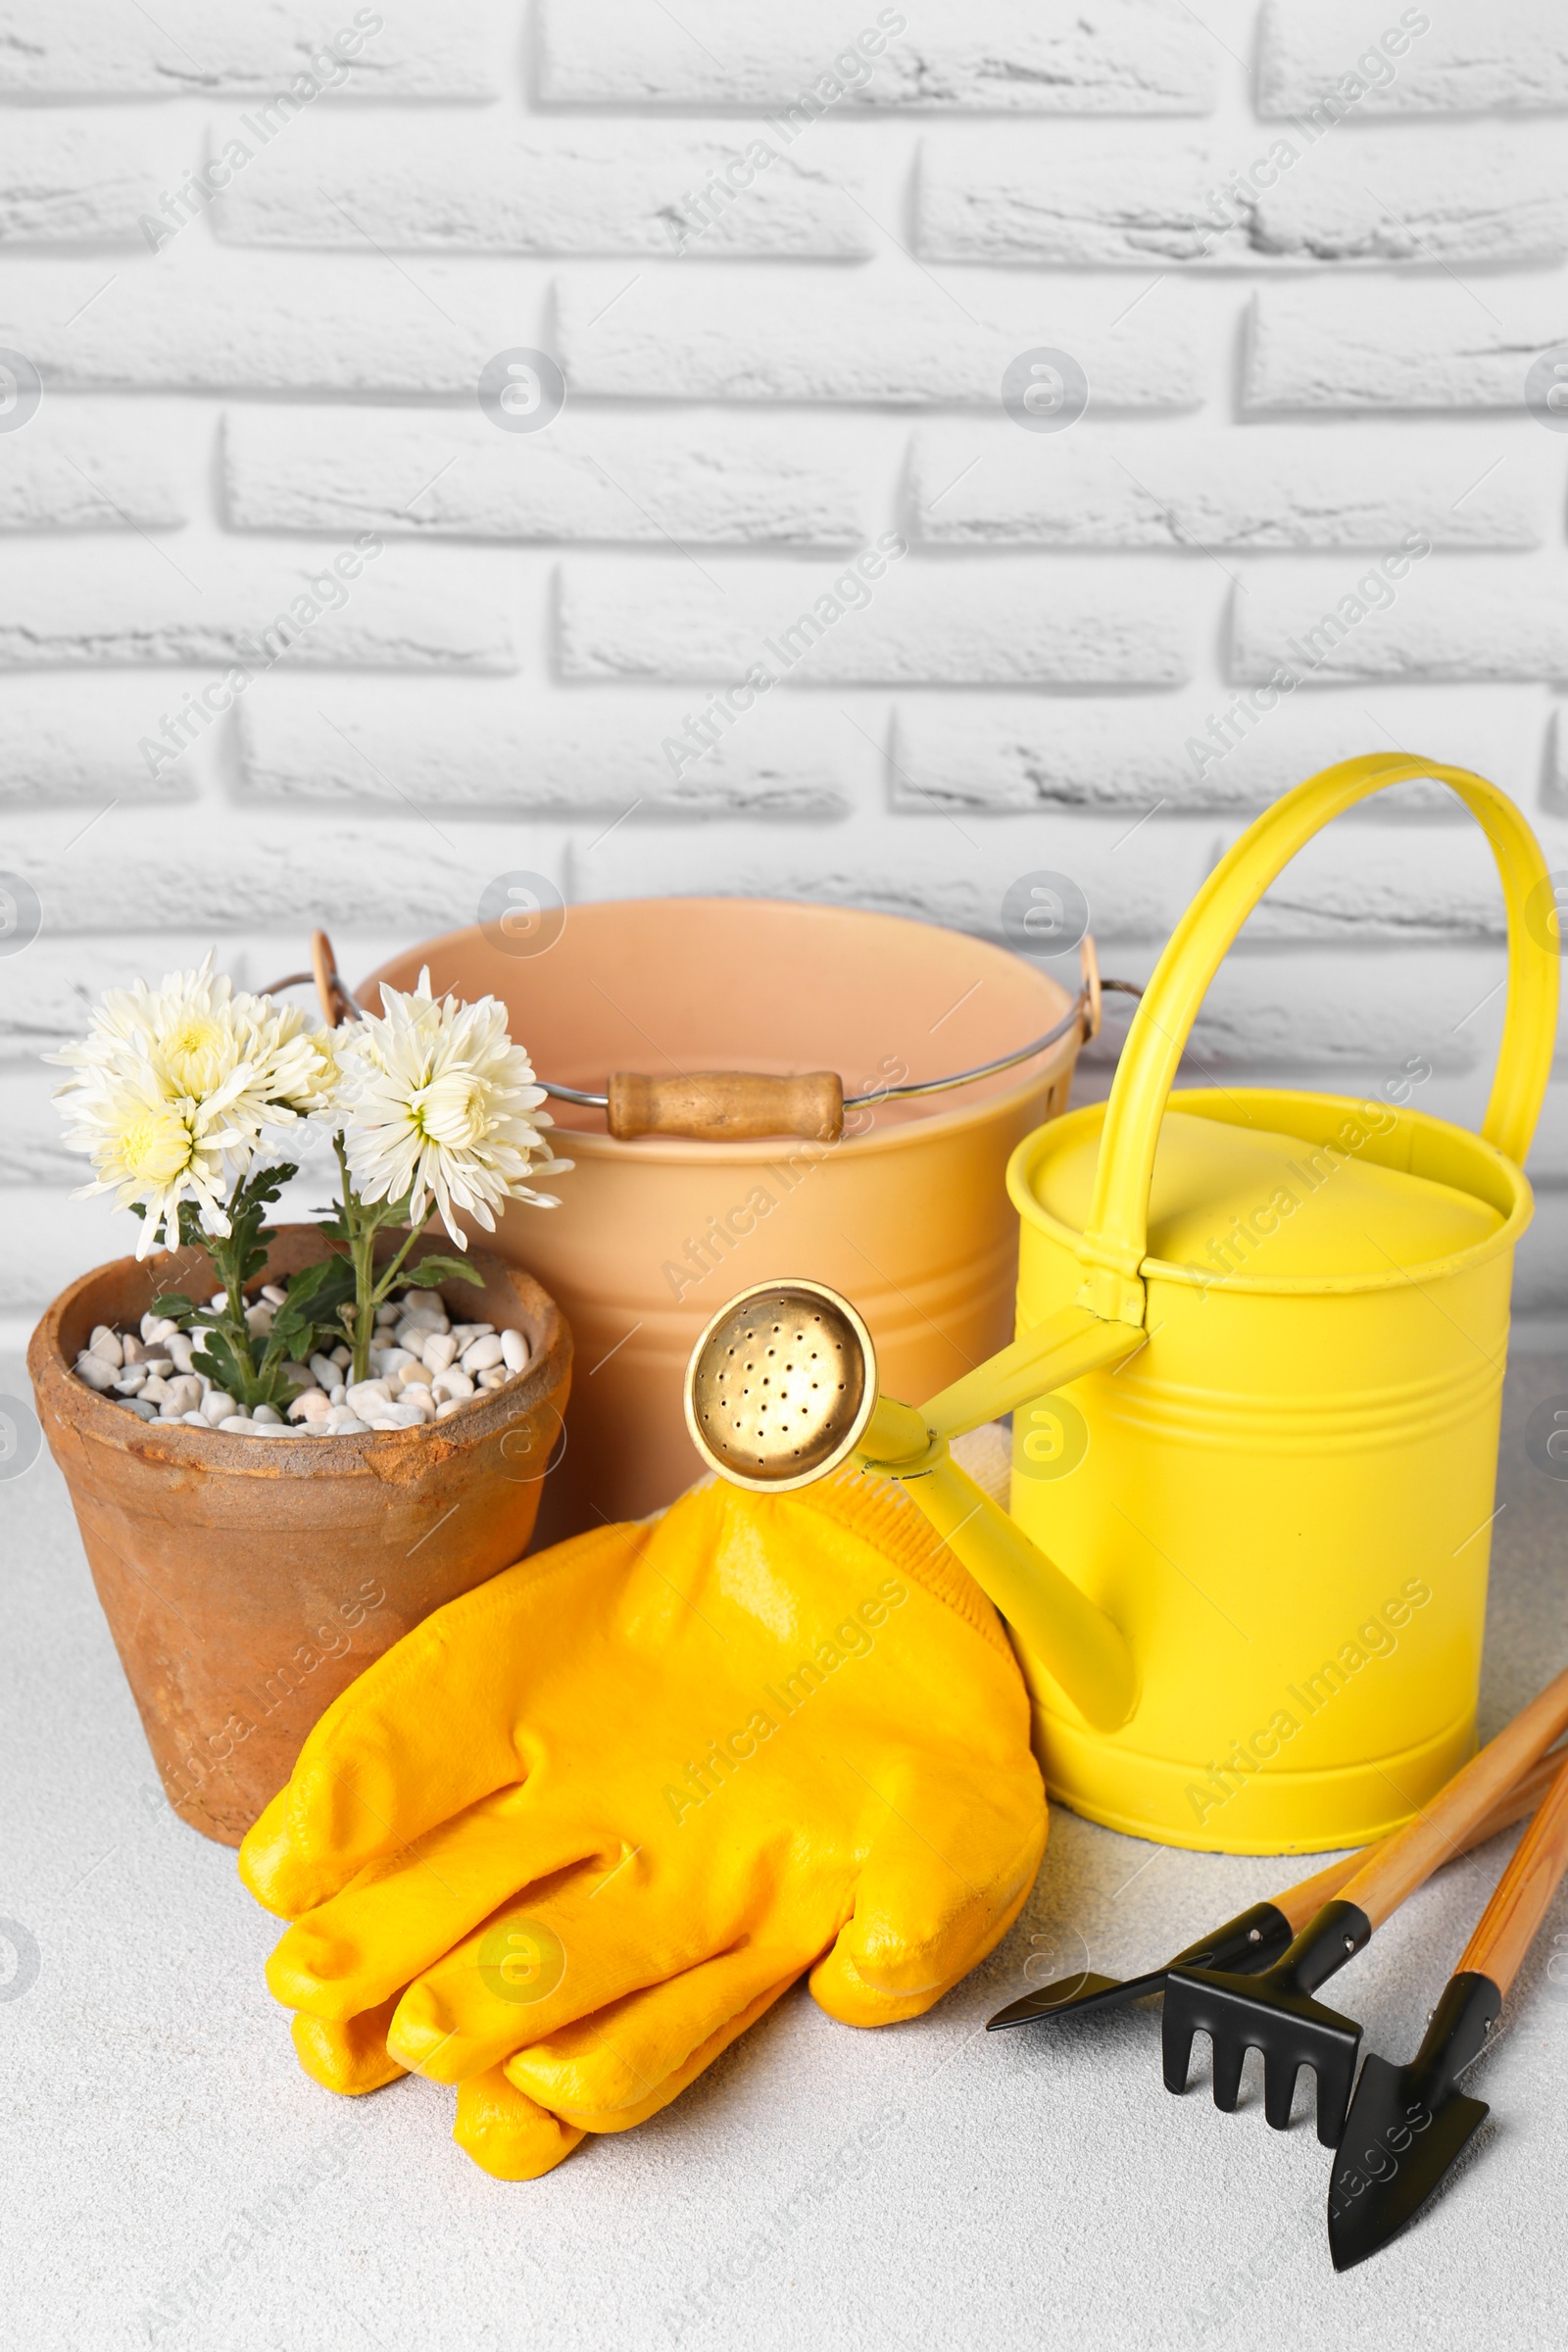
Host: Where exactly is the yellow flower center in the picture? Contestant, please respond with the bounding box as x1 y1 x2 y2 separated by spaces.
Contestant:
161 1014 230 1098
122 1104 193 1185
411 1070 489 1151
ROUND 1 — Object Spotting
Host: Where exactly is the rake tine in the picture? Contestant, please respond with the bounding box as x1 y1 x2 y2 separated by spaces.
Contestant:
1263 2048 1301 2131
1162 2018 1196 2094
1210 2033 1247 2114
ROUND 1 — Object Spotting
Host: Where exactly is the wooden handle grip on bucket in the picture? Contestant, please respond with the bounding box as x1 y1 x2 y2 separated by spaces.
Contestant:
607 1070 845 1143
1076 753 1560 1325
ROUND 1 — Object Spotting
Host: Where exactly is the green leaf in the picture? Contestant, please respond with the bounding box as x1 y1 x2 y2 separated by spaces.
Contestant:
193 1326 294 1414
191 1328 252 1396
399 1255 484 1291
150 1292 200 1326
271 1255 356 1358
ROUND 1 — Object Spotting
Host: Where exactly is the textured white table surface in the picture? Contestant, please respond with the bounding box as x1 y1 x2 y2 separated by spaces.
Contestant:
4 1349 1566 2352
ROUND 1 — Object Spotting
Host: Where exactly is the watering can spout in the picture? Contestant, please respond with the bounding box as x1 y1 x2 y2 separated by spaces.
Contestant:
684 1286 1142 1734
858 1307 1143 1733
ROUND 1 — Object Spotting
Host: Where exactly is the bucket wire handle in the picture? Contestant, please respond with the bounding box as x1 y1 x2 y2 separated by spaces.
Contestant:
1075 753 1560 1326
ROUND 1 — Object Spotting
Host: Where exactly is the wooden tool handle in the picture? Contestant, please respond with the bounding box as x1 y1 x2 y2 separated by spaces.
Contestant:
1272 1745 1568 1934
1340 1662 1568 1930
1456 1751 1568 1997
607 1070 844 1143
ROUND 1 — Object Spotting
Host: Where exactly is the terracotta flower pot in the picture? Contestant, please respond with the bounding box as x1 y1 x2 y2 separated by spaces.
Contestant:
27 1223 570 1845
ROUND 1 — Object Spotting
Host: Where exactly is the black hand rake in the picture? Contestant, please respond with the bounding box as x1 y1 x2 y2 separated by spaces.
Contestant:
988 1750 1561 2034
1163 1661 1568 2145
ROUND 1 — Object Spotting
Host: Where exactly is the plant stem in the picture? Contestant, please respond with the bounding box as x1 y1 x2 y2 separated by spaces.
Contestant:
335 1133 432 1383
337 1133 376 1385
373 1211 433 1304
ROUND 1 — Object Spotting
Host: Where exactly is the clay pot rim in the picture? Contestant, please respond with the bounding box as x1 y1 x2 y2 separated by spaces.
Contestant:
27 1225 572 1481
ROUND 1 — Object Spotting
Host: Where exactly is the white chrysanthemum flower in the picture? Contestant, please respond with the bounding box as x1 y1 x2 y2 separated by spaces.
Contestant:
48 953 346 1247
57 1056 256 1255
338 968 570 1247
239 994 342 1124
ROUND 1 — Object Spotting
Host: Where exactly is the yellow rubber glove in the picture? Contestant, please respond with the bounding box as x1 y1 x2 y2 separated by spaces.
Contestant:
240 1465 1048 2179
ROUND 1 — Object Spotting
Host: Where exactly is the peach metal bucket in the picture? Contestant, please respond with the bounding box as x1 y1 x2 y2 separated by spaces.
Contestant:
361 899 1095 1539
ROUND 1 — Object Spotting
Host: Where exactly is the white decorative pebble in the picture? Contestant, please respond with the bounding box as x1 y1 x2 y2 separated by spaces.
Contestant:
208 1293 226 1311
74 1303 474 1446
501 1328 528 1373
476 1367 508 1391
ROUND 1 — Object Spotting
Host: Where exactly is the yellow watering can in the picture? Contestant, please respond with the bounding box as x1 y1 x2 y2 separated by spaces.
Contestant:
685 755 1560 1854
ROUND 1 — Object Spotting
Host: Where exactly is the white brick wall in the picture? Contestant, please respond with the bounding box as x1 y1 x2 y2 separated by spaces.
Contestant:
2 0 1566 1331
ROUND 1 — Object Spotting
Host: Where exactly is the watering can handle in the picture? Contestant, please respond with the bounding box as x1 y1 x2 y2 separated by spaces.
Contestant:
1077 754 1560 1324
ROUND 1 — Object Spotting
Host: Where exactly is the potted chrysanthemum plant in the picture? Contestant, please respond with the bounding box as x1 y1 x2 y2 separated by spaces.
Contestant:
27 955 574 1844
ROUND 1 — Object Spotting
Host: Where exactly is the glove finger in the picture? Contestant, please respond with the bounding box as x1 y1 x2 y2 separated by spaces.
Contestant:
239 1523 634 1919
388 1857 723 2084
264 1784 601 2022
505 1940 806 2122
290 1991 408 2096
454 1969 799 2181
809 1754 1046 2027
453 2066 586 2181
556 1976 795 2137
